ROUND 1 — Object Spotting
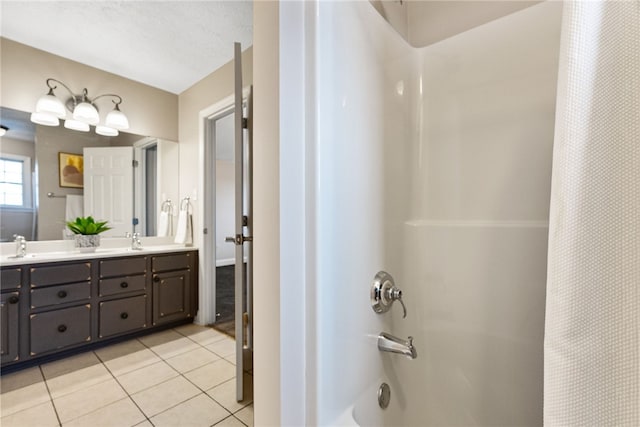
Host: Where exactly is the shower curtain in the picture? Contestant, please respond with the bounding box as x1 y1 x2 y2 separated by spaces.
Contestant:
544 1 639 426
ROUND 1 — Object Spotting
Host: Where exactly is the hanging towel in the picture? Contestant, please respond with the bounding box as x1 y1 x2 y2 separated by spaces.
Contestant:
157 211 171 237
174 210 193 245
65 195 84 222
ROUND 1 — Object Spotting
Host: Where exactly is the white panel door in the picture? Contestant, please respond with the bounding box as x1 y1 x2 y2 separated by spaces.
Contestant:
83 147 134 237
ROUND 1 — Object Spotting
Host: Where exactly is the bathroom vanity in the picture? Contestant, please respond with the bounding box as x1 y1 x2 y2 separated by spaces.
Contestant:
0 246 198 371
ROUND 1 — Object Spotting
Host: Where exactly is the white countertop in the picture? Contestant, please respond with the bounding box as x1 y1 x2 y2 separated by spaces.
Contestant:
0 237 197 266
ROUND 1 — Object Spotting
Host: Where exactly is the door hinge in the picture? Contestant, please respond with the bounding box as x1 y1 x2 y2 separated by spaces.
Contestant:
132 160 139 167
242 118 248 129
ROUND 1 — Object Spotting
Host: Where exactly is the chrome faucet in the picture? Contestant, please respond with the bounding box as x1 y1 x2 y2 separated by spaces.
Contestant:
131 232 143 250
378 332 418 360
371 271 407 318
13 234 27 258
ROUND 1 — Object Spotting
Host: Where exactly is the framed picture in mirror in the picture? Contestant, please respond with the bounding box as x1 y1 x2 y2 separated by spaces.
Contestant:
58 152 84 188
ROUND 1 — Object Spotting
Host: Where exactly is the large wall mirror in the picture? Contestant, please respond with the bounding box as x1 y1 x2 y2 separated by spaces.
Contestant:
0 106 179 241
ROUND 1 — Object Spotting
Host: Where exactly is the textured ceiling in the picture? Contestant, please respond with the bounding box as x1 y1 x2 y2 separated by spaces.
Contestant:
0 1 253 94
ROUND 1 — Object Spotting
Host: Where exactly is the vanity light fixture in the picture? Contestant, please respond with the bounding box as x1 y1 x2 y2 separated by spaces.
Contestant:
64 119 90 132
0 125 8 137
30 78 130 136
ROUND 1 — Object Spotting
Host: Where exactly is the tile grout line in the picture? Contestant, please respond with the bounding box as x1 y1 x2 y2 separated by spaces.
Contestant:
141 328 249 422
123 332 234 422
93 347 155 427
211 414 249 427
39 364 63 427
159 346 236 420
2 326 247 427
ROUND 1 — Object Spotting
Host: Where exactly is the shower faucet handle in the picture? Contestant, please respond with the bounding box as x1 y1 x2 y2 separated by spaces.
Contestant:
371 271 407 319
395 291 407 319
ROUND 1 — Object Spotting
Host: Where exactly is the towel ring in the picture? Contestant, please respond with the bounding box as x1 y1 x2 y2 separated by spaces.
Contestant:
161 199 174 214
179 196 192 213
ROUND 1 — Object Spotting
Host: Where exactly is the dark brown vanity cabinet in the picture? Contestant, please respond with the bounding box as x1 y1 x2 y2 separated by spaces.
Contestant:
1 267 22 364
151 253 195 326
28 262 92 356
98 256 149 339
0 250 198 370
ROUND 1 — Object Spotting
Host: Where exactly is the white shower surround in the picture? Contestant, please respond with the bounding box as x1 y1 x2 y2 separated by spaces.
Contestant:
306 1 563 425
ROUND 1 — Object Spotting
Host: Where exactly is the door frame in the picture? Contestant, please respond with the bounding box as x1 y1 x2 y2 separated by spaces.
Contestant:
133 137 158 236
197 90 250 325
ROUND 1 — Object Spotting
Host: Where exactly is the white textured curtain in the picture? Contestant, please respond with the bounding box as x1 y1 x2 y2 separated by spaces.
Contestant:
544 1 639 426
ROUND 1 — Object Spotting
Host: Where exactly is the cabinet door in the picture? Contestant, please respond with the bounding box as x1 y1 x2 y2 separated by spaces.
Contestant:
152 270 191 325
1 292 20 364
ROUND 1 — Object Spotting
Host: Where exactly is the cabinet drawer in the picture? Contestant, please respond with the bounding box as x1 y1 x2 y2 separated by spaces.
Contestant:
100 257 146 278
99 295 147 338
100 275 146 297
1 268 22 291
30 305 91 355
152 253 191 273
30 282 91 309
30 263 91 288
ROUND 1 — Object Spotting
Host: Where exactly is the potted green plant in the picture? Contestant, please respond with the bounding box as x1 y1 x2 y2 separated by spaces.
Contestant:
66 216 112 252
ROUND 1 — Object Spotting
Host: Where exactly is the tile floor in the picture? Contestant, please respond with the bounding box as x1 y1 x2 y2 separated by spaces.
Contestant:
0 324 253 427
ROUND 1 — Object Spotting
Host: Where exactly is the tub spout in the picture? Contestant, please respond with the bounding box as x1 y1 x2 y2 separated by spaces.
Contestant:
378 332 417 360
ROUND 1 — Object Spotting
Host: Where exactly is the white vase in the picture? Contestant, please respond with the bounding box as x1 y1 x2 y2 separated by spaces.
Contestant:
74 235 101 252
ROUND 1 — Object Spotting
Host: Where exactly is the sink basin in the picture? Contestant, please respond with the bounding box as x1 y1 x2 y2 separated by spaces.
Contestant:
4 251 69 260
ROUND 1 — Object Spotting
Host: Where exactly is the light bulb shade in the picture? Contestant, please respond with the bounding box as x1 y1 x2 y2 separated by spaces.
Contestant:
73 102 100 125
64 119 90 132
30 112 59 126
35 93 66 118
96 125 118 136
105 108 129 130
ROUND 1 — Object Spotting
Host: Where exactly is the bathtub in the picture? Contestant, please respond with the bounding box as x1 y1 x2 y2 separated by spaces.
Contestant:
332 379 400 427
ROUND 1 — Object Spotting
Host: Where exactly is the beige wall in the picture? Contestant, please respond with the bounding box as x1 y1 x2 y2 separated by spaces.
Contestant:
0 38 178 141
176 46 252 250
0 136 35 161
252 1 280 425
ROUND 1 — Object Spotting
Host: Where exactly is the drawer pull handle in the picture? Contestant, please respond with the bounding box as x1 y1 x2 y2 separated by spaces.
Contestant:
57 290 68 298
121 312 129 319
58 324 67 333
153 276 160 283
8 296 19 304
120 282 129 288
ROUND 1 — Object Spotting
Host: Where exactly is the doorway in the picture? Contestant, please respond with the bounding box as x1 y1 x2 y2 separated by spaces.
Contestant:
210 109 237 336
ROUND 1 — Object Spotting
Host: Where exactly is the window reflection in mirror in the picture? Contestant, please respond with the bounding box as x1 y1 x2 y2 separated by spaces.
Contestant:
0 106 179 241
